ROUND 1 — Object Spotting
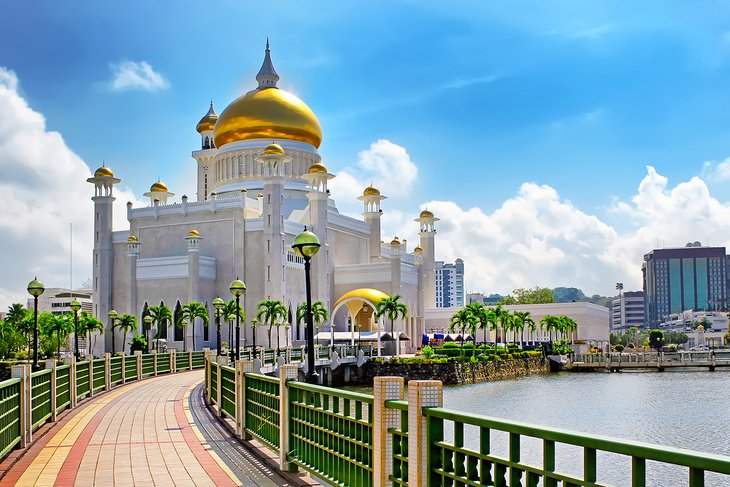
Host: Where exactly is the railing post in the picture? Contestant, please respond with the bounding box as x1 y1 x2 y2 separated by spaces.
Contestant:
135 351 142 380
205 356 212 404
64 357 76 408
189 351 193 370
238 360 254 440
104 353 111 391
12 365 29 447
171 350 176 373
88 357 94 398
152 350 157 376
121 354 126 384
216 361 222 414
45 360 57 422
408 380 443 487
373 376 405 486
278 364 299 472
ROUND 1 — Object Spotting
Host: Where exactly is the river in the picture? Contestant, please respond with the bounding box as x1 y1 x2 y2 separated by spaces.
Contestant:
438 369 730 486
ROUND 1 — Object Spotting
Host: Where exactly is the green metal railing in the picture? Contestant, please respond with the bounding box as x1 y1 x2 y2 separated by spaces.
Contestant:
124 355 138 380
141 354 154 376
261 349 276 366
30 370 52 430
157 353 171 374
76 361 90 400
109 357 123 386
209 363 218 406
423 406 730 487
55 365 71 413
92 359 106 393
0 379 21 458
176 352 190 370
219 366 236 418
385 399 409 486
288 347 304 363
191 351 206 368
244 373 280 450
288 381 373 487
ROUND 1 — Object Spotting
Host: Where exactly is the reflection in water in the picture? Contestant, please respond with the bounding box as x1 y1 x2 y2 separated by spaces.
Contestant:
441 370 730 486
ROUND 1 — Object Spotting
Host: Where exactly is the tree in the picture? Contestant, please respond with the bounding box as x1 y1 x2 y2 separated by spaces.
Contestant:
499 310 514 345
449 308 475 347
78 312 103 356
552 287 586 303
465 302 489 344
40 312 73 358
513 311 534 346
257 300 287 348
148 305 173 350
223 299 245 350
374 295 408 355
178 301 209 352
487 305 504 347
117 314 137 354
6 303 32 350
499 287 554 305
648 329 665 352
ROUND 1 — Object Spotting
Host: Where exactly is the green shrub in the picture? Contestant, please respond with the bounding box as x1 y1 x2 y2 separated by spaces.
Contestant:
461 342 475 349
443 342 459 349
129 334 147 353
421 345 434 359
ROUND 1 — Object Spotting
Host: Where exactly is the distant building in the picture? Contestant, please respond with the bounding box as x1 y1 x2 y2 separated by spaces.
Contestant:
467 292 503 306
435 259 464 308
609 291 644 333
642 243 728 328
27 288 93 315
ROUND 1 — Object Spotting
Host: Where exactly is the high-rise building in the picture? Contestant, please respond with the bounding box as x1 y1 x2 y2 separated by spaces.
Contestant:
609 290 644 333
642 243 728 328
435 259 464 308
26 288 93 315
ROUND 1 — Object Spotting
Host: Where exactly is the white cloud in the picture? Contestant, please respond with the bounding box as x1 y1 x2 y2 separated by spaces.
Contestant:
108 60 169 92
701 157 730 182
0 67 142 308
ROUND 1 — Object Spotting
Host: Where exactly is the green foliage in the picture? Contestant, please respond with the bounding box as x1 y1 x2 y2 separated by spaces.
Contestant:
178 301 209 352
648 329 665 351
257 300 288 349
665 331 688 345
552 287 586 302
421 345 434 358
499 287 554 305
614 344 625 352
129 334 147 353
442 342 459 348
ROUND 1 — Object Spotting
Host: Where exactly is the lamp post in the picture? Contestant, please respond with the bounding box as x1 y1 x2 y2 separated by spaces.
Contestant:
285 322 290 350
143 315 152 353
70 299 81 360
213 297 224 357
27 278 45 371
293 228 321 384
229 278 246 362
251 318 258 361
108 309 118 356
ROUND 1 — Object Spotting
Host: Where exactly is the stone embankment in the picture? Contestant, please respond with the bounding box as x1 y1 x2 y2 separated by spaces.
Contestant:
352 357 549 385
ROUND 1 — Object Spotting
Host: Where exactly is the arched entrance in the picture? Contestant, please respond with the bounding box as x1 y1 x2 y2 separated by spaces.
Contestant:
331 288 388 355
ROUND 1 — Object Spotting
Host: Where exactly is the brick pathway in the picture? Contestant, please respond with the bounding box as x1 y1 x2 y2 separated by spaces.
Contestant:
1 370 292 486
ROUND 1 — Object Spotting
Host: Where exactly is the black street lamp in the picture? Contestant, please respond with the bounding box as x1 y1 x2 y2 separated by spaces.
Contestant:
213 297 224 357
229 278 246 362
144 315 152 353
27 277 45 371
108 309 118 356
70 299 81 360
292 227 321 384
251 318 258 361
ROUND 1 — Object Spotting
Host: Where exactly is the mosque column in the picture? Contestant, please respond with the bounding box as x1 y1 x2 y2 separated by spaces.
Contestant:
416 211 439 309
303 163 335 310
186 231 202 351
87 166 121 354
126 236 140 317
358 185 386 263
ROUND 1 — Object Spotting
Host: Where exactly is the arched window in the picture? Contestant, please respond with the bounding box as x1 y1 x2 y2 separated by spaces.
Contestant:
174 300 183 342
203 300 210 342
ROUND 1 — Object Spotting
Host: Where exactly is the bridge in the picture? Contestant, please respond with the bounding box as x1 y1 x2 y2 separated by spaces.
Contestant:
569 350 730 372
0 350 729 486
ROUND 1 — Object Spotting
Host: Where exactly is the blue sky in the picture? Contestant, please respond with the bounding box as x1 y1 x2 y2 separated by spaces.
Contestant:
3 1 730 305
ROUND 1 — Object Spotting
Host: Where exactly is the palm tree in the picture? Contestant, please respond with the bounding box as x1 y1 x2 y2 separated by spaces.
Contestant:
513 311 534 347
374 295 408 356
178 301 209 352
40 312 73 358
223 299 245 351
449 308 476 352
497 308 513 347
6 304 32 350
466 302 489 345
78 312 103 356
257 300 287 348
488 305 504 348
117 314 137 354
148 304 173 351
296 301 329 338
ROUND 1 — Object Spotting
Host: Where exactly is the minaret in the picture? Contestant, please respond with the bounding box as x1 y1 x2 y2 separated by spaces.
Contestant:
358 185 386 262
126 235 140 319
389 236 403 295
194 102 218 201
144 180 174 205
185 230 202 351
256 143 290 300
302 163 335 306
87 165 121 353
415 209 439 309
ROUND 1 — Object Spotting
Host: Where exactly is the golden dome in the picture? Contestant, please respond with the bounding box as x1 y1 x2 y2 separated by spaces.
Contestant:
196 102 218 133
390 236 401 246
363 185 380 196
214 88 322 148
308 162 328 174
419 209 434 219
150 181 169 193
413 245 423 255
263 143 285 156
94 166 114 178
257 193 264 198
127 235 138 243
334 288 389 317
187 230 200 237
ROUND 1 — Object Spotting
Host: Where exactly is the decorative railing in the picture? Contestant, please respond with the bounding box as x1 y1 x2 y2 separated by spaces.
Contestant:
0 350 207 462
219 365 236 418
209 363 218 406
244 373 280 451
385 399 409 486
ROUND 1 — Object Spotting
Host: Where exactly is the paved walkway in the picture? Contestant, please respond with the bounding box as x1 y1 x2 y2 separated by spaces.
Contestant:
0 370 293 486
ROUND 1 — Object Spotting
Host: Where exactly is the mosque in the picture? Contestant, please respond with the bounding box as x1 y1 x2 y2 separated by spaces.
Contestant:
86 43 439 356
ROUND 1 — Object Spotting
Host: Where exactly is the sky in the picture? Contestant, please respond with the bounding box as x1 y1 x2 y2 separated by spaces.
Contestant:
4 1 730 308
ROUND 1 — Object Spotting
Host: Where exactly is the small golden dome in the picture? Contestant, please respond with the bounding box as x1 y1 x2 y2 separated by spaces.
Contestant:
257 193 264 198
94 166 114 178
187 230 200 237
390 236 401 246
419 209 434 219
413 245 423 255
308 162 328 174
196 102 218 133
150 181 169 193
263 143 285 156
127 235 138 243
363 185 380 196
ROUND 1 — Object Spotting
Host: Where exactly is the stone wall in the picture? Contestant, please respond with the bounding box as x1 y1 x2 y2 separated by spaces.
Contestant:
351 357 549 385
